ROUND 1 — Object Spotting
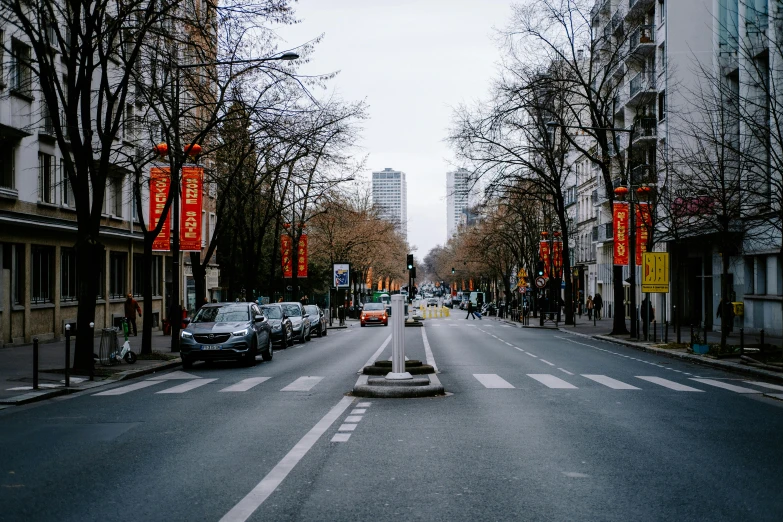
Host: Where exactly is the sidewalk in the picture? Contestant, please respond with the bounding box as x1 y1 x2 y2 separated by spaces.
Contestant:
0 331 181 406
492 315 783 384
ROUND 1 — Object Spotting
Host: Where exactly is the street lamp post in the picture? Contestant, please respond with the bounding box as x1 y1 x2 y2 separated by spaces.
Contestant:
167 51 298 351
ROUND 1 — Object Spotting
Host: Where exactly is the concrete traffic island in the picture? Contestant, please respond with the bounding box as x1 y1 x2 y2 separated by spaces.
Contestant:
352 295 445 398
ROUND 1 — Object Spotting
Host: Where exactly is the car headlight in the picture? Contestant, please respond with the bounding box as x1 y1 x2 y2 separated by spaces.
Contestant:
232 328 248 337
181 331 193 339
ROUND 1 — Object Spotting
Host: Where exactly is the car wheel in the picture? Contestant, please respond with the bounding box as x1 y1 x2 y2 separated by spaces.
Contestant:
322 325 327 336
317 324 322 337
306 327 312 341
261 337 273 361
181 355 193 369
244 339 258 366
287 327 294 347
300 328 307 343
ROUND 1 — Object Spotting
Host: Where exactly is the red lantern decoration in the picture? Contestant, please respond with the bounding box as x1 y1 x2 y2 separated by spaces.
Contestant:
185 143 202 156
614 186 629 196
540 231 549 237
636 186 652 195
553 231 561 238
283 223 291 229
153 143 169 156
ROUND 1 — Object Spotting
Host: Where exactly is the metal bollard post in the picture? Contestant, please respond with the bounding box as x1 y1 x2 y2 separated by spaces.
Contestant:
665 321 669 343
704 324 708 347
89 322 95 381
760 329 765 350
387 295 411 380
65 324 71 387
690 324 694 348
739 327 744 355
653 320 657 343
33 337 39 390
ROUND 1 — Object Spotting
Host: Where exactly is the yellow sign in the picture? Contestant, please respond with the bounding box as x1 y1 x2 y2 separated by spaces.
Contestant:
516 268 527 288
642 252 669 293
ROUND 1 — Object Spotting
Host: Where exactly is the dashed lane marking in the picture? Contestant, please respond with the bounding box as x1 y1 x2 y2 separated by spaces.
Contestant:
582 374 640 390
473 374 515 389
156 379 217 394
528 374 578 389
219 377 271 392
690 378 761 394
636 376 704 392
93 380 162 396
280 376 323 392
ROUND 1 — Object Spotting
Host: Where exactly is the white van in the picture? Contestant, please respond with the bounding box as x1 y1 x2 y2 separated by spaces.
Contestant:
469 291 486 308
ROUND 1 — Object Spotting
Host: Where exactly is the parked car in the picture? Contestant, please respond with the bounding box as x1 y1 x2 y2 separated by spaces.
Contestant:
427 297 438 307
360 302 388 327
304 305 328 337
280 302 311 343
179 302 273 368
261 304 294 348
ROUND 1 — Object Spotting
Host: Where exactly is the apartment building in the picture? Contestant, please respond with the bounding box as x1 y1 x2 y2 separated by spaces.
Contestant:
371 167 408 240
446 168 479 239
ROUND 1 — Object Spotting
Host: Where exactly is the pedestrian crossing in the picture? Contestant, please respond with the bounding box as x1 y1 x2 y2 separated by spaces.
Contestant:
93 374 327 397
472 373 773 395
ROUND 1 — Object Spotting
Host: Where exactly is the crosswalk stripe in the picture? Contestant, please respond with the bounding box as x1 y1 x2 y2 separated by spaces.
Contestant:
636 376 704 392
157 378 217 394
94 380 162 396
528 374 578 389
219 377 271 392
281 376 323 392
743 381 783 392
582 375 640 390
473 374 515 388
690 378 761 394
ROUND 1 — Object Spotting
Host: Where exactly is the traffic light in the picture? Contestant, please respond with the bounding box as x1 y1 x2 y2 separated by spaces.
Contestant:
451 267 455 274
407 254 414 270
410 267 416 279
536 260 545 276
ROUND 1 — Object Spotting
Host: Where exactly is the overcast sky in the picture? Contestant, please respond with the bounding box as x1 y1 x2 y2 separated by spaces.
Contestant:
276 0 514 258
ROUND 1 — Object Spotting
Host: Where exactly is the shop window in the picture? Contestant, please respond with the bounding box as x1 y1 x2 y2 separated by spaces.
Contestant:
31 245 54 304
109 251 127 298
94 249 105 299
61 247 77 302
132 254 143 296
5 244 25 305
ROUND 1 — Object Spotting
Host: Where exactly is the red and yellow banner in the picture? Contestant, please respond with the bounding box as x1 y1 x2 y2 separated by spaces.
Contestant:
297 234 308 278
180 166 203 251
539 240 551 277
150 167 171 251
552 240 563 278
636 203 652 266
280 235 293 278
469 279 474 291
613 202 630 265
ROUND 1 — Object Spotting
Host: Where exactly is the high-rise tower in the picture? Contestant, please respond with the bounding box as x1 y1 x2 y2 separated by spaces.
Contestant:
371 168 407 240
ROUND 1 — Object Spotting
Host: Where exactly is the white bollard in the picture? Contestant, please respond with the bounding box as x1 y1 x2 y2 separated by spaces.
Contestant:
386 295 412 380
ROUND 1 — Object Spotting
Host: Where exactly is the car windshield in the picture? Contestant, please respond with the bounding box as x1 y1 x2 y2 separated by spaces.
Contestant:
282 304 301 317
192 305 249 323
364 303 384 311
261 306 282 319
305 305 319 315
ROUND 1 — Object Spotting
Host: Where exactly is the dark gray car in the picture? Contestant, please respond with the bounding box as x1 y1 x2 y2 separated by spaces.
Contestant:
179 302 272 368
304 305 328 337
280 302 311 343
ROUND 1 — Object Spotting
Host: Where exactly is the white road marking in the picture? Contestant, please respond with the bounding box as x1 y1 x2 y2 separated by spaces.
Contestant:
744 381 783 392
539 359 556 366
156 378 217 394
525 353 538 358
351 408 367 414
504 342 513 346
582 375 640 390
360 335 392 372
690 378 762 394
220 396 354 522
331 433 351 442
558 368 574 376
636 376 704 392
356 402 372 407
147 370 201 380
219 377 271 392
473 374 515 389
345 415 363 423
421 328 439 373
93 380 162 396
338 423 358 432
528 374 577 389
514 347 525 352
281 376 323 392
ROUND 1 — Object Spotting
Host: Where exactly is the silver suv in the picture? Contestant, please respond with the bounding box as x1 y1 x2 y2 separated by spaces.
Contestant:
280 302 311 343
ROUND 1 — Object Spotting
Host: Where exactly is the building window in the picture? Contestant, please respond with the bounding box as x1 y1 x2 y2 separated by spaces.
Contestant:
31 245 54 304
110 176 124 217
61 247 77 302
209 212 216 242
0 29 5 88
151 256 162 296
95 249 105 299
125 103 135 140
658 90 666 121
755 256 767 295
7 244 24 305
11 40 31 95
38 152 55 203
61 159 74 207
0 142 15 189
109 252 127 298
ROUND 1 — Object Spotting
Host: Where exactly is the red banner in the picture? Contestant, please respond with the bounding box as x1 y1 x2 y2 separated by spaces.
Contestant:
469 279 474 291
552 240 563 278
280 235 293 278
180 166 203 251
539 240 551 277
636 203 652 265
613 202 630 265
297 234 308 277
150 167 171 251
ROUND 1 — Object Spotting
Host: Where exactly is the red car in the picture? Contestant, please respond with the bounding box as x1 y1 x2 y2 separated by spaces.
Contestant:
360 303 388 327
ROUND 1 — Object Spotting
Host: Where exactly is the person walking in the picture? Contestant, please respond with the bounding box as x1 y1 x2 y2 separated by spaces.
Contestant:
586 295 594 320
593 293 603 320
640 296 655 339
124 293 142 336
466 300 475 320
717 298 735 334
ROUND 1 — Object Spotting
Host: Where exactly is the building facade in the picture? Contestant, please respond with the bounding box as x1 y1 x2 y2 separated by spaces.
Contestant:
446 168 479 239
371 167 408 240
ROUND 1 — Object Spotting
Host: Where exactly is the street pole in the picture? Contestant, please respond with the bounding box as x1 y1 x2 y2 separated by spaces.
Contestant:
627 125 637 339
170 64 182 352
386 295 411 380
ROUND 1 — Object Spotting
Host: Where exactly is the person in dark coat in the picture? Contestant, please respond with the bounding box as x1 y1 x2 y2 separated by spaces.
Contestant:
593 293 603 320
466 300 480 320
124 293 142 336
717 298 735 333
640 296 655 339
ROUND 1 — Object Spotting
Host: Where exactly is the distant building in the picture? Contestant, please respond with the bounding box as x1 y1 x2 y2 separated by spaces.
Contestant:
446 169 479 239
371 168 407 240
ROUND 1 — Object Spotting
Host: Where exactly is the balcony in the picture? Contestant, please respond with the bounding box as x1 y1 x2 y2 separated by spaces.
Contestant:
611 10 624 35
630 164 656 185
629 25 655 57
628 71 656 106
598 222 614 242
39 104 55 137
632 116 657 143
626 0 654 20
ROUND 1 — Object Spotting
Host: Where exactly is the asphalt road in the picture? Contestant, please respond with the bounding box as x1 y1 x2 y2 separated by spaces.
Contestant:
1 316 782 521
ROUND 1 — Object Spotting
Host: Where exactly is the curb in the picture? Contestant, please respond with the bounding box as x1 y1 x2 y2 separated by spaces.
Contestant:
557 327 783 384
0 358 182 407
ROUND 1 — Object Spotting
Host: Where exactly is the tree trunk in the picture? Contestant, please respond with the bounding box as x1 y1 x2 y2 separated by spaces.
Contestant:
720 250 730 351
611 265 629 334
562 243 574 325
140 236 154 355
74 239 103 371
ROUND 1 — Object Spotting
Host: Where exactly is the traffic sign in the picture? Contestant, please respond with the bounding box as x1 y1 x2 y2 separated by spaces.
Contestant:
534 276 548 289
642 252 669 293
